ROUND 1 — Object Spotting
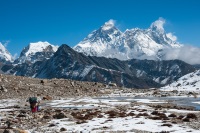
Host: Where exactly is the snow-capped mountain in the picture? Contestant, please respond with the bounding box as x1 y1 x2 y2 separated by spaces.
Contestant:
15 41 58 64
0 42 13 62
74 19 124 57
74 18 181 60
161 70 200 92
2 44 195 88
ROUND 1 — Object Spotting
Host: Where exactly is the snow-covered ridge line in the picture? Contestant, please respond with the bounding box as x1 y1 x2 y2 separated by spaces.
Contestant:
94 65 123 74
0 42 13 62
15 41 58 64
73 18 182 61
161 70 200 92
25 41 58 56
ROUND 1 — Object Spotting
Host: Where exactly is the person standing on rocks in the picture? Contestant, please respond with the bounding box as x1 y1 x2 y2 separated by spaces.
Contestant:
27 95 41 113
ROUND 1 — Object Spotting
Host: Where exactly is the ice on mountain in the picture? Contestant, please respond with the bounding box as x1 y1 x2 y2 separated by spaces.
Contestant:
25 41 58 56
161 77 170 84
16 41 58 64
74 18 182 60
80 65 94 78
0 42 13 62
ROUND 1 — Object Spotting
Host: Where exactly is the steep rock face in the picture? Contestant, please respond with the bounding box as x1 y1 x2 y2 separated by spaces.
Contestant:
14 41 58 64
0 42 13 63
36 44 94 79
74 18 181 60
36 45 161 88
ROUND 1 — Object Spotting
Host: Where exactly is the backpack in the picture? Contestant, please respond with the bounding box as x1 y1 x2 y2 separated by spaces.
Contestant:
29 97 37 103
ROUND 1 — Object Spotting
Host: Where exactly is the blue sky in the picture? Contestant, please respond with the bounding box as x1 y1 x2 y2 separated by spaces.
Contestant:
0 0 200 56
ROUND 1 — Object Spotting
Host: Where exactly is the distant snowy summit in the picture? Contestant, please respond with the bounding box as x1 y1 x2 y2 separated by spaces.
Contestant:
15 41 58 64
74 18 182 60
0 42 13 62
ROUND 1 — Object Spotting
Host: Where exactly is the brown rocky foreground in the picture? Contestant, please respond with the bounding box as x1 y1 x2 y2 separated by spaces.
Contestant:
0 74 200 132
0 101 200 133
0 74 112 100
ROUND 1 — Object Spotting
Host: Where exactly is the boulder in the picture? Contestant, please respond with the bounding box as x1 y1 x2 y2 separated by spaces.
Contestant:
71 82 75 87
53 112 66 119
42 95 53 100
41 79 47 84
43 115 51 119
0 86 7 92
60 127 67 132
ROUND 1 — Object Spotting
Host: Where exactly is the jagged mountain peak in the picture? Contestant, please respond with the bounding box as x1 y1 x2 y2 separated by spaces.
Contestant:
82 19 121 41
55 44 75 55
25 41 58 56
74 18 182 60
2 43 196 88
52 44 92 65
0 42 13 62
74 19 123 56
97 19 121 36
15 41 58 64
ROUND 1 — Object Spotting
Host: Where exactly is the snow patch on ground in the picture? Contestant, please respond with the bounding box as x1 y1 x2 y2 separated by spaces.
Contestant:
193 101 200 104
1 95 200 132
41 97 199 133
132 99 167 103
168 109 200 113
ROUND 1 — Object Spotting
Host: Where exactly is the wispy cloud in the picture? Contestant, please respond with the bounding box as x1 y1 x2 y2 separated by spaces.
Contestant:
163 45 200 65
150 17 200 64
105 19 116 25
2 40 10 47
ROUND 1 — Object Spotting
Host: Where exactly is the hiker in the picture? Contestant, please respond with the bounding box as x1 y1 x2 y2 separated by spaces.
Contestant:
27 96 41 113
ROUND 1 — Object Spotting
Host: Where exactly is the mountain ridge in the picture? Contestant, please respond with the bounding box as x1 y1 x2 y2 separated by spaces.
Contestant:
0 42 13 63
0 18 197 89
14 41 58 64
74 18 181 60
1 44 195 88
161 69 200 92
